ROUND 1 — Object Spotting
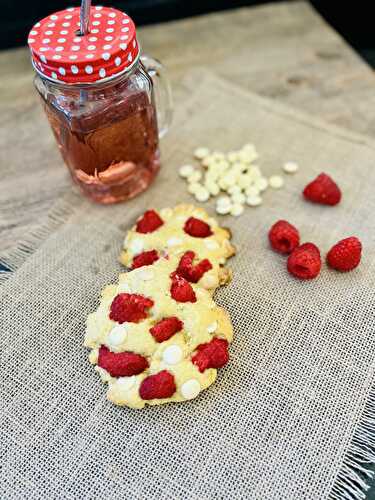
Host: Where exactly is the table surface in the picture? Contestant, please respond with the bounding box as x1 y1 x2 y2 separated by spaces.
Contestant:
1 0 375 495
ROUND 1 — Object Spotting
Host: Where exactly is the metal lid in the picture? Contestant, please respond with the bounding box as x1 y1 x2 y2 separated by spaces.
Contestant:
27 6 139 84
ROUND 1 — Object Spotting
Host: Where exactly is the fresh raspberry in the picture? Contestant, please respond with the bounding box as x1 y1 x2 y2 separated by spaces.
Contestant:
326 237 362 272
136 210 164 233
150 316 184 343
184 217 213 238
98 346 148 377
192 338 229 373
139 370 176 400
303 173 341 206
131 250 159 269
170 273 197 303
287 243 321 280
268 220 300 254
175 251 213 283
109 293 154 323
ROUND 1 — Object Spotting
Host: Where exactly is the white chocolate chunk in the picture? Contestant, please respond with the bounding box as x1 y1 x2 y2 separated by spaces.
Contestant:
283 161 299 174
167 237 183 247
207 321 218 333
230 203 244 217
269 175 284 189
194 147 210 159
217 196 231 206
88 348 99 364
137 267 154 281
179 164 195 178
117 376 136 391
129 238 144 255
205 181 220 196
227 185 242 196
205 239 220 250
216 203 232 215
246 195 263 207
163 345 183 365
181 379 201 400
107 325 128 347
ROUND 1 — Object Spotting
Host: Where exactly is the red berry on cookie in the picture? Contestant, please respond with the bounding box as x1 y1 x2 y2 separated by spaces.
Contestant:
109 293 154 323
98 346 149 377
136 210 164 233
184 217 213 238
150 317 184 343
139 370 176 400
175 251 213 283
131 249 159 269
192 338 229 372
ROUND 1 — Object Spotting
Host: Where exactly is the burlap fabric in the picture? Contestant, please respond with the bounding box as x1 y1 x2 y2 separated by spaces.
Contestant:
1 72 375 500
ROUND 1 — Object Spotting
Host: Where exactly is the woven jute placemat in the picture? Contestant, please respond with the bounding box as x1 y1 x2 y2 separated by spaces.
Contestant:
1 71 375 500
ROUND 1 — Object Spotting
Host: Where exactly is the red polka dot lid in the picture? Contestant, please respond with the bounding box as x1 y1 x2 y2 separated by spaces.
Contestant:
27 6 139 84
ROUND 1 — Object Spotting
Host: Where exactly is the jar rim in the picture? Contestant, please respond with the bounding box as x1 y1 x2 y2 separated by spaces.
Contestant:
32 45 141 89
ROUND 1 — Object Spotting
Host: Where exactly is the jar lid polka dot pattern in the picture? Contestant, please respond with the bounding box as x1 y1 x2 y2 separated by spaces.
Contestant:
27 6 139 84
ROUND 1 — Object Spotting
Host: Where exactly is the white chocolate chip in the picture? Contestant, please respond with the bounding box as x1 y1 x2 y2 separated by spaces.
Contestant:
163 345 183 365
246 195 263 207
107 325 128 347
237 175 253 189
205 181 220 196
167 237 183 247
194 147 210 159
227 185 242 195
181 379 201 400
216 204 232 215
245 185 260 197
230 203 244 217
217 195 231 206
188 182 202 194
254 177 268 192
160 207 173 218
194 187 210 202
187 170 202 183
283 161 299 174
116 376 136 391
269 175 284 189
179 164 195 178
227 151 238 163
231 192 246 205
207 321 218 333
129 238 144 255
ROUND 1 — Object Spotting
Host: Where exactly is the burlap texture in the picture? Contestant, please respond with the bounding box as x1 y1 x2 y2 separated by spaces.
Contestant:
1 72 375 499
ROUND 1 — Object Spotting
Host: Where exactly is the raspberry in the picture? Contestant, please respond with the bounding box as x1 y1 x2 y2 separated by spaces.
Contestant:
175 251 213 283
98 346 148 377
150 316 183 343
170 273 197 303
192 338 229 373
326 236 362 272
109 293 154 323
131 250 159 269
268 220 300 254
303 173 341 206
139 370 176 400
136 210 164 233
287 243 321 280
184 217 213 238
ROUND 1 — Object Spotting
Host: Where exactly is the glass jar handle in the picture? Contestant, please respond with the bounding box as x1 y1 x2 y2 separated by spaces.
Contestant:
141 54 173 139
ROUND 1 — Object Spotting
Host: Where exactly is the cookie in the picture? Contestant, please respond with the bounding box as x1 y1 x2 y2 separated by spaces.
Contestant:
119 204 235 291
85 257 233 409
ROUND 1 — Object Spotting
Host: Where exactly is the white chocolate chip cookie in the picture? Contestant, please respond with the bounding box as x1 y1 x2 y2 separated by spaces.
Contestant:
119 205 235 291
85 258 233 409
